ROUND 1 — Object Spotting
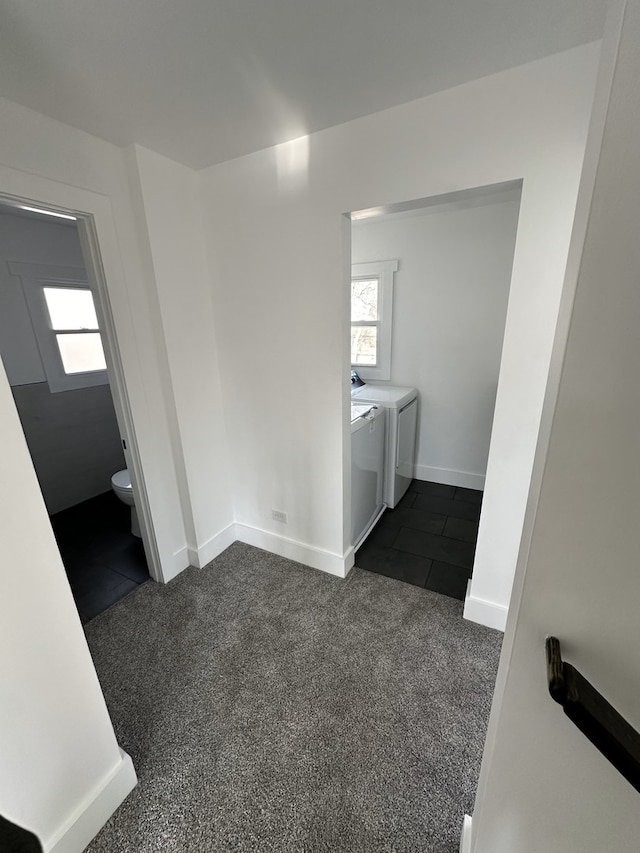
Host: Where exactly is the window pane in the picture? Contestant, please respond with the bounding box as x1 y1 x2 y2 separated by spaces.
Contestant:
351 278 379 321
351 325 377 365
56 333 107 374
44 287 99 330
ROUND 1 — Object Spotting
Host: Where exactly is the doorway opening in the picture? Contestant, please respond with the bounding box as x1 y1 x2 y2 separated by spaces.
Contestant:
0 196 160 621
346 181 522 599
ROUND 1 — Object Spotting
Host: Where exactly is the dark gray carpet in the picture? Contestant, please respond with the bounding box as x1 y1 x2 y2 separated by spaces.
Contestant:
84 542 501 853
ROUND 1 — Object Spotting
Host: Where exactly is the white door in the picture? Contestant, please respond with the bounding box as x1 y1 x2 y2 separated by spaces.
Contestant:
468 2 640 851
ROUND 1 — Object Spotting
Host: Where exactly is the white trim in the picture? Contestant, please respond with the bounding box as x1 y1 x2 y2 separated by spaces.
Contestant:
463 587 507 632
46 749 136 853
77 214 164 584
351 259 398 381
163 546 191 582
187 523 237 568
414 464 485 491
175 525 356 579
343 545 355 574
459 814 473 853
233 523 352 578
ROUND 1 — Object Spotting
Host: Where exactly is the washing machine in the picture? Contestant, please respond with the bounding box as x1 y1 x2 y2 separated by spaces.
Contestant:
351 403 386 548
351 383 418 508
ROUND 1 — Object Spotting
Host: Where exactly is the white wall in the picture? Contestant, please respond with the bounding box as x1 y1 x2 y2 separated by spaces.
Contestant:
201 44 599 596
469 3 640 849
0 362 135 851
352 187 520 490
126 145 234 566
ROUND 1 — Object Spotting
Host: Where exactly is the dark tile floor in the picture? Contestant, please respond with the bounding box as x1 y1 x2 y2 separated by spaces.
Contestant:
50 491 150 624
355 479 482 600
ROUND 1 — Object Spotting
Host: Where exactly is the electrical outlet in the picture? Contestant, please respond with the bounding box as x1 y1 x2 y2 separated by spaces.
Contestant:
272 509 288 523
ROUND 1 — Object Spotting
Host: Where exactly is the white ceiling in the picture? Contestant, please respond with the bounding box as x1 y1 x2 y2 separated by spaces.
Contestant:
0 0 610 169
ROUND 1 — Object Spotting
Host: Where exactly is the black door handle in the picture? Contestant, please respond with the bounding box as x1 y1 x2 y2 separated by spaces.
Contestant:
546 637 640 793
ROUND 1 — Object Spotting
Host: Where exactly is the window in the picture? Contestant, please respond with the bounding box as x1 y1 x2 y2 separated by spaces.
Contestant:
351 260 398 380
9 262 108 392
351 277 380 366
43 286 107 374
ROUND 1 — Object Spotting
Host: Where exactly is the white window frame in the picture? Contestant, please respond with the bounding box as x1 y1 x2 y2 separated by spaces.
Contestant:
8 261 109 393
351 259 398 381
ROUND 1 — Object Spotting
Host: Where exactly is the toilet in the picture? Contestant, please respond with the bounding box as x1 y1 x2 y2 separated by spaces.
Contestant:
111 468 141 538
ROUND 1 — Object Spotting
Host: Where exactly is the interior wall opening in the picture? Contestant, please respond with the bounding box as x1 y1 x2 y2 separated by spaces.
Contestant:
347 180 523 600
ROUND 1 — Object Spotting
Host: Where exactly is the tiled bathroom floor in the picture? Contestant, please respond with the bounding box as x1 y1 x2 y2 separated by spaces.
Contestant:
355 479 482 600
50 491 150 624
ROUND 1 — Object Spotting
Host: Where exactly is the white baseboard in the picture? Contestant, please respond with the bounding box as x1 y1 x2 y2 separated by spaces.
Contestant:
343 546 355 575
414 464 485 491
163 525 237 580
165 525 353 582
46 749 137 853
460 814 472 853
188 523 237 568
464 588 507 632
163 546 191 583
234 523 351 578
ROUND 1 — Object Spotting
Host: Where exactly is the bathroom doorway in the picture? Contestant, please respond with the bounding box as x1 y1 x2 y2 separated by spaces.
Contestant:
0 198 155 621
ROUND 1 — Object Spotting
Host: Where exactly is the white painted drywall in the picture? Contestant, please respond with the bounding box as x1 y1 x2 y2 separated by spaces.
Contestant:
200 44 599 595
352 188 520 490
0 96 193 580
0 360 134 849
469 3 640 849
126 145 233 565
